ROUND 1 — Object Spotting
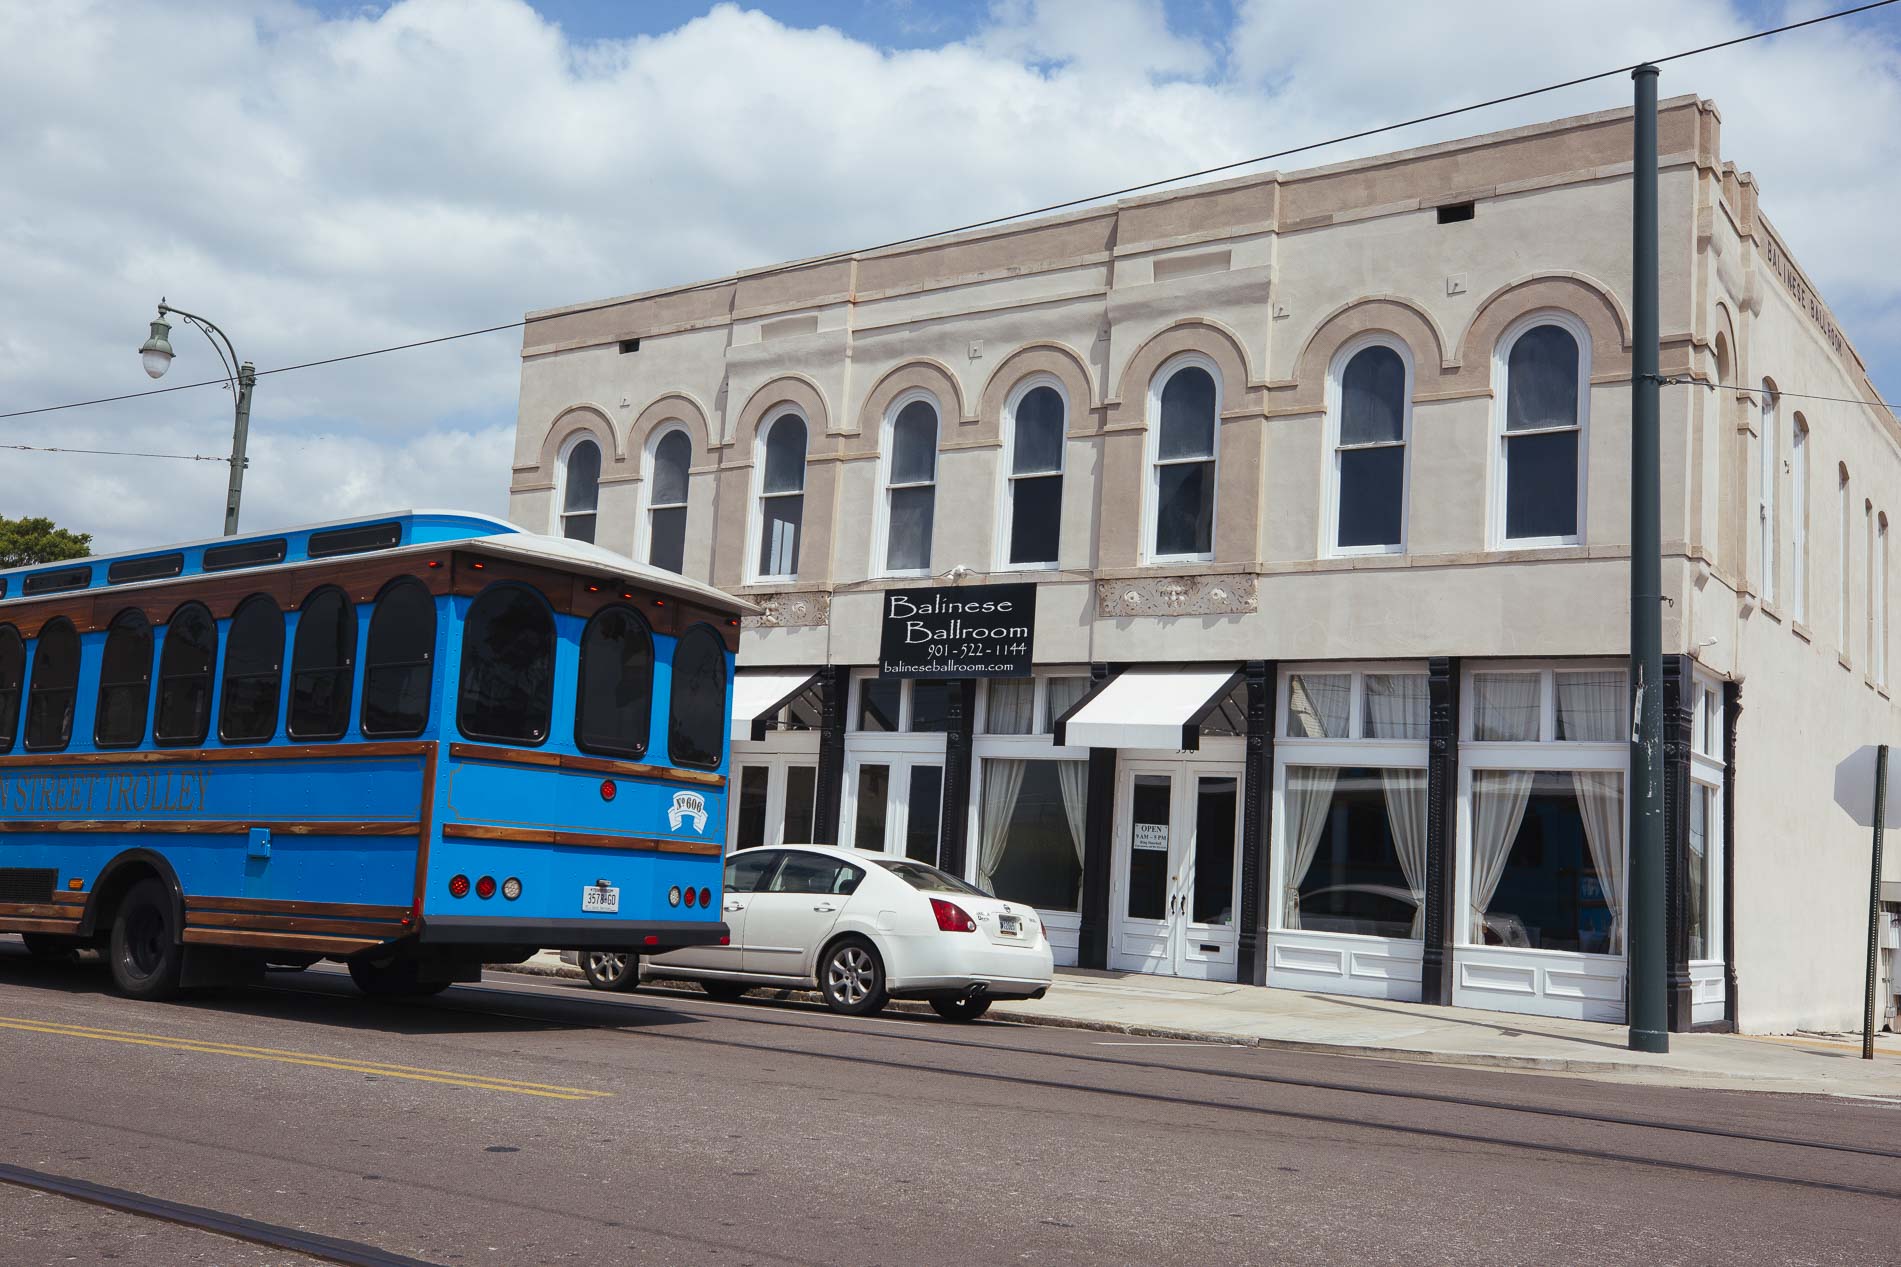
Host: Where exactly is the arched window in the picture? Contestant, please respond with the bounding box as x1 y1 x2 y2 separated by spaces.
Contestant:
1149 361 1218 560
457 586 555 745
155 603 217 746
576 605 654 757
1331 340 1410 552
361 578 436 738
24 617 79 751
0 626 23 755
94 610 154 748
220 595 285 743
288 586 356 741
667 624 728 770
647 428 692 574
756 412 807 579
882 397 939 574
559 436 601 543
1498 319 1586 544
1003 381 1065 567
1759 382 1778 603
1792 415 1809 624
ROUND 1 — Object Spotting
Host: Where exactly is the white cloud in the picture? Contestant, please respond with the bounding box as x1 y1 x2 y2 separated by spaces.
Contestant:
1 0 1896 553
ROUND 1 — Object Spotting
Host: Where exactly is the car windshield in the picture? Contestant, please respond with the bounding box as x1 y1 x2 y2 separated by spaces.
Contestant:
873 858 990 897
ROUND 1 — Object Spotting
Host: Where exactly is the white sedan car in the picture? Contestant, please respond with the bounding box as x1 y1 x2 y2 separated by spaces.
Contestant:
590 845 1054 1021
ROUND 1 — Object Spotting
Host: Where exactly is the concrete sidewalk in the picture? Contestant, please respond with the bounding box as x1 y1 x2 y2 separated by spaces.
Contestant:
495 954 1901 1098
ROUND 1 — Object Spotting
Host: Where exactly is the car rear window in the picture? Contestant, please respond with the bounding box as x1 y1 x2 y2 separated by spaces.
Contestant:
874 858 990 897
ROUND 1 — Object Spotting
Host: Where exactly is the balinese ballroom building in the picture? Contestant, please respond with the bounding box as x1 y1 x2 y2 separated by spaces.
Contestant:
506 95 1901 1035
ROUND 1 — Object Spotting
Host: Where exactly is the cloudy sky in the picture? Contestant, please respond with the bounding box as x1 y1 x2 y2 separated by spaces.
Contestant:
3 0 1898 554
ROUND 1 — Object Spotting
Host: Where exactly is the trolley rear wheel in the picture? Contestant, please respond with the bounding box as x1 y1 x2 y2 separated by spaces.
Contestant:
108 879 185 1000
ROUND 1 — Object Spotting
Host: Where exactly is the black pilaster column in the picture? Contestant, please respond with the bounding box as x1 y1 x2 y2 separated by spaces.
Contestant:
811 665 851 845
939 680 977 876
1237 660 1275 985
1076 664 1116 971
1722 680 1743 1028
1663 655 1696 1031
1421 656 1460 1006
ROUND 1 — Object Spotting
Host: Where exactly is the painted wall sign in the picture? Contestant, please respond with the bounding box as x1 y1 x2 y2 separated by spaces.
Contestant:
0 768 211 817
877 583 1035 679
1132 822 1169 852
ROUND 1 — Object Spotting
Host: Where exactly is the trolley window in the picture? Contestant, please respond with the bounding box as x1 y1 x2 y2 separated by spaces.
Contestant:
667 624 727 770
220 595 285 744
94 610 154 749
0 625 26 755
203 538 287 571
24 617 80 752
307 521 401 559
155 603 218 746
107 553 184 585
457 586 554 746
575 605 654 758
287 587 356 741
361 578 435 738
23 566 91 596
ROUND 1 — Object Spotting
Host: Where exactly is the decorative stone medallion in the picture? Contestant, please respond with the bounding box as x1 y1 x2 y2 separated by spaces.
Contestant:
1096 575 1259 618
741 590 832 629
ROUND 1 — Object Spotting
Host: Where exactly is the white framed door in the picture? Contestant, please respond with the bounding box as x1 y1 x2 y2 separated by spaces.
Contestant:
729 756 821 852
843 752 947 866
1109 758 1242 979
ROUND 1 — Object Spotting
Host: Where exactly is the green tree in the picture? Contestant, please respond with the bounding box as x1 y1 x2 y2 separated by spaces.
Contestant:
0 515 92 568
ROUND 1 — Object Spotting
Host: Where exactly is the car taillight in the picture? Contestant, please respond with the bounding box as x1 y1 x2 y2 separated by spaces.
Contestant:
699 887 712 908
475 875 497 900
448 874 470 899
930 898 976 933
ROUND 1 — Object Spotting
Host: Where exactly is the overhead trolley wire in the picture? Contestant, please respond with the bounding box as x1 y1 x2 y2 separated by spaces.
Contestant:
1 0 1897 429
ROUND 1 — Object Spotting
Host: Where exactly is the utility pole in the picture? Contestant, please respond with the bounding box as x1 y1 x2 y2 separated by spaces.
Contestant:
1628 63 1669 1054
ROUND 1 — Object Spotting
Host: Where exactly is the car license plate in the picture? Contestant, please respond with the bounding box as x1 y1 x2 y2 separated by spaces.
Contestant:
582 885 620 914
999 913 1021 936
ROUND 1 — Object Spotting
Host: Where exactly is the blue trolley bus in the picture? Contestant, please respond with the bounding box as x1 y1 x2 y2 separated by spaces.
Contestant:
0 511 745 998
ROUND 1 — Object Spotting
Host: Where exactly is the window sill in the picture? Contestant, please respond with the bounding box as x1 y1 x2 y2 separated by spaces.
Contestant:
1758 602 1782 625
1841 653 1856 672
1791 621 1813 643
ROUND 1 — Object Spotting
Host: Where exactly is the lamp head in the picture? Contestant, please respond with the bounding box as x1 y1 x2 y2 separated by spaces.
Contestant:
138 314 174 379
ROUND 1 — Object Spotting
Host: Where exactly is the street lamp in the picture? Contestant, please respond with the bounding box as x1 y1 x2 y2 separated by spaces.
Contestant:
137 299 257 536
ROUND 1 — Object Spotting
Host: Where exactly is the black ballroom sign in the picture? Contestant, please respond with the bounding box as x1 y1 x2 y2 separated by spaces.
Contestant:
877 583 1036 679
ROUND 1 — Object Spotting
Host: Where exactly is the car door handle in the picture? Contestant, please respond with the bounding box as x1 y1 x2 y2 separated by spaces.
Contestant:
724 901 746 912
813 902 838 913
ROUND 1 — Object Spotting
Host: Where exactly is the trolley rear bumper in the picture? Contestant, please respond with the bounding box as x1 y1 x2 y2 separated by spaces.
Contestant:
417 915 728 951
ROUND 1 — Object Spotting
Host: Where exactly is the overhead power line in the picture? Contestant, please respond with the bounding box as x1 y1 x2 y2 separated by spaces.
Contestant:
1 0 1897 430
1661 377 1896 411
0 442 230 462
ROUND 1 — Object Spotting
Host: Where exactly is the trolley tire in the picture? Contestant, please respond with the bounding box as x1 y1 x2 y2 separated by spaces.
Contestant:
818 937 888 1017
107 878 185 1000
929 995 993 1022
348 957 452 998
579 952 641 991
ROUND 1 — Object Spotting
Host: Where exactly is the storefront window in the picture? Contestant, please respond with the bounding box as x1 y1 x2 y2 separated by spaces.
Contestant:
1470 769 1623 954
784 766 817 844
977 758 1086 911
853 764 891 850
1284 766 1425 937
1045 676 1089 729
1472 672 1539 741
909 681 954 733
1688 782 1712 960
858 680 900 731
1287 673 1350 738
985 678 1036 734
904 765 945 864
735 766 769 849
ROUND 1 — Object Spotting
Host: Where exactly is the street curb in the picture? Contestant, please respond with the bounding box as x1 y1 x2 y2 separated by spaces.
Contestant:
481 962 1767 1080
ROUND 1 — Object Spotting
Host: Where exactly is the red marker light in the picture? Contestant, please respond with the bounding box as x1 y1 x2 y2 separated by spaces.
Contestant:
587 584 600 592
471 561 486 570
652 598 666 607
720 934 730 945
425 560 442 569
475 875 497 900
683 886 698 907
643 935 660 946
699 887 711 908
448 874 470 899
600 780 617 801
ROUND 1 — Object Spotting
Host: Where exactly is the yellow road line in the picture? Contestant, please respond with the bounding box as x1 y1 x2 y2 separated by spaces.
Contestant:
0 1016 612 1101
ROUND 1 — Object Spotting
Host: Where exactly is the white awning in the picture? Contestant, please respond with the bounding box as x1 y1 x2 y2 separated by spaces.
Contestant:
1054 666 1244 750
730 669 823 740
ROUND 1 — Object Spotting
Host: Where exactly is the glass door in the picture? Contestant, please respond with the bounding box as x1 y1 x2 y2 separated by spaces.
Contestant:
1110 761 1241 979
844 754 946 866
728 759 821 852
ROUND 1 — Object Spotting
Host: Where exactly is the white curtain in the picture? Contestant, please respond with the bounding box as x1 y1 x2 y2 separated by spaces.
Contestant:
1288 674 1350 738
1555 671 1624 742
985 679 1036 735
977 759 1028 893
1470 769 1534 941
1045 676 1090 732
1364 674 1429 740
1056 759 1088 868
1381 769 1429 937
1283 766 1339 928
1572 770 1626 954
1472 673 1540 741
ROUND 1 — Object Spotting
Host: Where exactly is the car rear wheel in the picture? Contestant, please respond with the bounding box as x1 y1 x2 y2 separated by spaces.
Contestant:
819 937 887 1016
929 995 992 1022
107 878 184 1000
700 981 751 1002
580 951 640 991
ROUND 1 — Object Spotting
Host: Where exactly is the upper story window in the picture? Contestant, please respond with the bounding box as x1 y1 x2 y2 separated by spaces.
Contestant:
755 412 807 580
458 585 554 746
558 435 601 544
1792 415 1809 624
155 602 217 747
1496 317 1587 546
1002 380 1065 568
576 605 653 758
1759 383 1778 603
220 595 285 744
1880 512 1891 687
95 610 154 749
668 625 728 770
882 396 939 575
1148 358 1218 561
361 577 435 739
288 586 356 742
1841 464 1854 655
0 626 23 755
1330 339 1410 554
646 428 692 575
24 616 80 752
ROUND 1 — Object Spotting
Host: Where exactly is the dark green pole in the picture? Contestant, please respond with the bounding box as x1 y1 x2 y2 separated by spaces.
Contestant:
1865 744 1888 1061
1628 64 1668 1054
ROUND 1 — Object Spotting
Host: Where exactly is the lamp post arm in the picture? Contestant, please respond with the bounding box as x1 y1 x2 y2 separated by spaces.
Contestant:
157 302 257 536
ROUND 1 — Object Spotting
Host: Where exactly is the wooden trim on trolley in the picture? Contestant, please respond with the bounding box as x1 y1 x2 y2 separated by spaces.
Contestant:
446 742 726 789
441 821 722 857
181 928 384 954
0 901 83 921
0 916 84 935
0 820 421 836
184 896 412 921
0 741 433 769
412 744 440 913
185 911 407 939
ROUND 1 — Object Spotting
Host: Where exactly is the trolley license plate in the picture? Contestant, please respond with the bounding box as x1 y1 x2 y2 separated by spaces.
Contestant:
998 914 1021 936
582 885 620 914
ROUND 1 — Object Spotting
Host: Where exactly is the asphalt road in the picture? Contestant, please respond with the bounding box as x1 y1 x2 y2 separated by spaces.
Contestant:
1 944 1896 1267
